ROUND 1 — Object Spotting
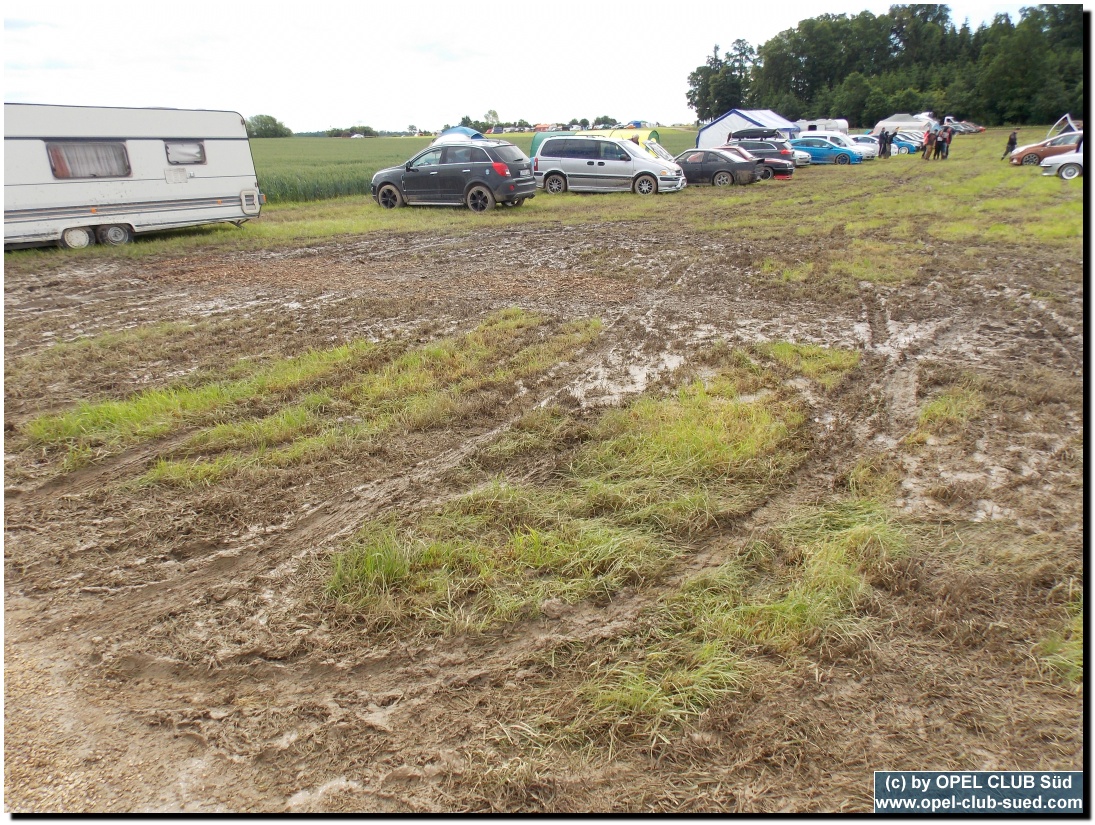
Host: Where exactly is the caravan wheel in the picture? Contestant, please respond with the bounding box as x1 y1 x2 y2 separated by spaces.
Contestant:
97 225 133 246
59 227 94 249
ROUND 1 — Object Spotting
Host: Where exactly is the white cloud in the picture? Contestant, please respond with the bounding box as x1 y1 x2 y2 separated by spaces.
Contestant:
3 0 1060 132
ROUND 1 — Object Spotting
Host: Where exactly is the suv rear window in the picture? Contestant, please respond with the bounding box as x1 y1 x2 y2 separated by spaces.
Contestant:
492 145 529 162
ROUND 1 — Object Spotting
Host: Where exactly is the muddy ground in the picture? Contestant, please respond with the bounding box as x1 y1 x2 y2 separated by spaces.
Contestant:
4 221 1084 812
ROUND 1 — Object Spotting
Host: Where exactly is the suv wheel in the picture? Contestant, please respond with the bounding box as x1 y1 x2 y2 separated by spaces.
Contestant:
378 184 404 209
633 174 657 195
466 185 495 213
544 173 566 194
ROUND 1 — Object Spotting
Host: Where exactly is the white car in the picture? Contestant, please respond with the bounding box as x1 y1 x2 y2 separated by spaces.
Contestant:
852 135 882 155
1041 150 1083 180
807 130 876 159
792 149 812 167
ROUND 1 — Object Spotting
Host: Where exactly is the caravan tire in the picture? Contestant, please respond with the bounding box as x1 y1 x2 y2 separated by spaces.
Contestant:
97 225 133 246
59 227 94 249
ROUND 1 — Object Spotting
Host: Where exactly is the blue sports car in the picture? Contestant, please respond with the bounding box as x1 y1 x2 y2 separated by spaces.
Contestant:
789 137 863 165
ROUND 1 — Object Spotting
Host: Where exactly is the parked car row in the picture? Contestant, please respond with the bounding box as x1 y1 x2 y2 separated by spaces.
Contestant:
369 124 947 213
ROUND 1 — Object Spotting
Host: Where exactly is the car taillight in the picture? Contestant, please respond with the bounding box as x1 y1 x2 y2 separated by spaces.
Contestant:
780 149 792 155
533 157 539 172
492 162 511 177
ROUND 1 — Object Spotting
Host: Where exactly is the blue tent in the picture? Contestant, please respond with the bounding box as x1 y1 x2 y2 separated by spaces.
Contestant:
696 109 799 148
435 126 484 141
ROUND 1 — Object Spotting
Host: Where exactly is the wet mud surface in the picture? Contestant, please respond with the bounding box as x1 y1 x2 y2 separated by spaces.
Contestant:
4 222 1084 812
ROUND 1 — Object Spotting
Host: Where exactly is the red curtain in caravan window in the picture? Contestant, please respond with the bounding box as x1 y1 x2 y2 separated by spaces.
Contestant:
46 142 130 179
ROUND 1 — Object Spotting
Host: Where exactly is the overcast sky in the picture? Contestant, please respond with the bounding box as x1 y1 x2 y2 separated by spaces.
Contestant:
4 1 1072 133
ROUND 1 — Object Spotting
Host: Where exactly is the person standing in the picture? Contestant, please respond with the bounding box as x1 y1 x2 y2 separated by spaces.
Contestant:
933 129 946 159
879 129 889 158
923 129 935 159
942 126 953 159
1002 129 1018 160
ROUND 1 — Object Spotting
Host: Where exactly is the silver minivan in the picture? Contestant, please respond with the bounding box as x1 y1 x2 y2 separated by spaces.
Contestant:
533 135 686 195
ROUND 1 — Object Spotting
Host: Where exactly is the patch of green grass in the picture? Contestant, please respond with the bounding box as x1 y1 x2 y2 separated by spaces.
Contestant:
756 341 861 389
524 498 906 743
328 363 809 633
24 339 378 451
724 499 906 653
28 310 601 480
908 386 985 445
1039 595 1083 683
328 481 672 632
143 454 247 488
481 407 580 464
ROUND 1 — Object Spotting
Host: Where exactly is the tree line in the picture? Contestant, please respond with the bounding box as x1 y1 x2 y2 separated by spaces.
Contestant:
450 113 620 132
686 3 1084 127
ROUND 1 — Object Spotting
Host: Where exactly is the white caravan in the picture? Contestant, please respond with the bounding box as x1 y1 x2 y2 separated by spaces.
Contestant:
795 118 849 134
5 104 264 249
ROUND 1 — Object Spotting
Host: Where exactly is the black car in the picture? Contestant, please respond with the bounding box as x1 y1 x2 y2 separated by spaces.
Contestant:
723 140 799 178
727 127 785 141
713 143 792 178
674 149 759 186
371 139 536 212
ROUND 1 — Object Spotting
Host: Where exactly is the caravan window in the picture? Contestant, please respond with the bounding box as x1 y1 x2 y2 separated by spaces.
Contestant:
46 141 130 179
165 140 206 164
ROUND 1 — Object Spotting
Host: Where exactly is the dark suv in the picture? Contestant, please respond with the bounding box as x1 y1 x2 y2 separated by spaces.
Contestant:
727 139 797 163
371 139 536 212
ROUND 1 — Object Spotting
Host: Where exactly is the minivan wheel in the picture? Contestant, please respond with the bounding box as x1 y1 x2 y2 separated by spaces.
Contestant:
466 185 495 213
544 173 566 194
1058 163 1082 180
59 227 94 249
634 174 657 195
377 184 404 209
713 171 733 187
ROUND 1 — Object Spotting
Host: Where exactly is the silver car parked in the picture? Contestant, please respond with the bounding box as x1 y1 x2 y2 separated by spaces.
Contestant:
533 135 686 195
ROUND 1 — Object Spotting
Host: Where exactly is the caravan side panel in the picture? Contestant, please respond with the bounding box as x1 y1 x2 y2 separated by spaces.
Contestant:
4 104 263 248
